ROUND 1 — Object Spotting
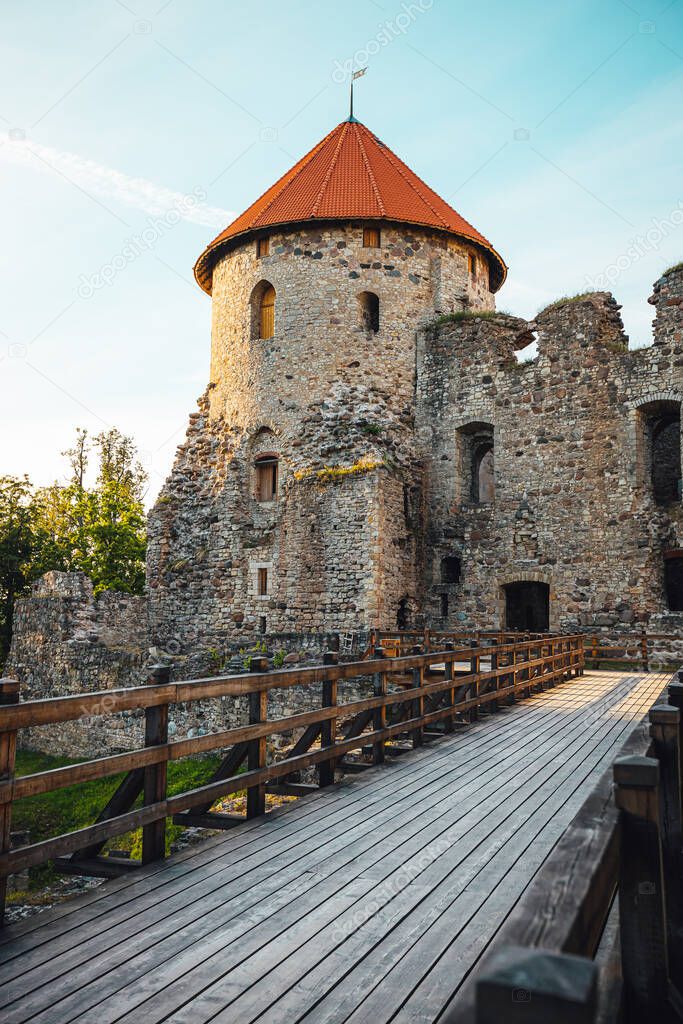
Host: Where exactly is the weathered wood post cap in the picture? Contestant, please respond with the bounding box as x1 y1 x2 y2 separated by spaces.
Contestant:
0 678 20 703
668 680 683 708
613 754 659 788
147 664 170 685
249 656 270 673
649 702 680 726
323 651 338 665
475 945 597 1024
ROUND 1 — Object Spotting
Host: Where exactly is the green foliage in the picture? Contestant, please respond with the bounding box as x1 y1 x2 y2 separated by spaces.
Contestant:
10 749 222 892
663 261 683 277
273 649 286 669
0 428 147 666
429 309 500 329
541 292 594 313
239 640 267 671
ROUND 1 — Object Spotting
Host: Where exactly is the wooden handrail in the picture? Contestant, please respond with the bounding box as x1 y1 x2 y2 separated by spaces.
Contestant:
0 635 585 924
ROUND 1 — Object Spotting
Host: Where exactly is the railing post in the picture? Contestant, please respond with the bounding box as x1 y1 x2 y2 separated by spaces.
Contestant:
319 652 338 787
141 664 169 866
410 644 424 748
372 646 387 764
469 639 480 721
614 755 670 1022
650 702 683 992
443 642 455 732
642 630 650 673
474 946 598 1024
0 678 19 927
489 639 499 711
247 657 269 819
668 679 683 759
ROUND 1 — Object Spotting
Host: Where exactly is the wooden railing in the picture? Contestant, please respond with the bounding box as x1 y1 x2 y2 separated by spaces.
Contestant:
0 634 584 925
368 629 547 658
584 631 683 671
450 671 683 1024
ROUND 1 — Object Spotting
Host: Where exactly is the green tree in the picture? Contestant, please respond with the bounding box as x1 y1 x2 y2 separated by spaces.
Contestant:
0 429 148 665
0 476 41 663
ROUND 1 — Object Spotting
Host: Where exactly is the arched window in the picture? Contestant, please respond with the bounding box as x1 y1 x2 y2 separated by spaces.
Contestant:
250 281 276 340
456 422 495 505
259 285 275 339
358 291 380 333
636 399 681 505
254 455 278 502
473 444 494 503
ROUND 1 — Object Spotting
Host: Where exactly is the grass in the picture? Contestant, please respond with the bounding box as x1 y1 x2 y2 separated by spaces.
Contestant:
293 457 383 484
540 292 595 313
663 261 683 277
10 749 222 894
429 309 501 329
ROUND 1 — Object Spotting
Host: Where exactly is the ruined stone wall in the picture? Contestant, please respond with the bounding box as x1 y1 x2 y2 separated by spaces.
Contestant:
146 221 483 655
417 266 683 634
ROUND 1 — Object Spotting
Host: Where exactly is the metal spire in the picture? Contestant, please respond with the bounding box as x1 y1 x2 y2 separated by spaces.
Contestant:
349 67 367 122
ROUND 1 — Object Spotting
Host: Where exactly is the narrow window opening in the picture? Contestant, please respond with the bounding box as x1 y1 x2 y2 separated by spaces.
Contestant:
440 556 461 585
665 554 683 611
257 567 268 597
358 291 380 333
363 226 380 248
259 285 275 339
254 456 278 502
456 422 494 505
259 615 267 633
257 237 270 258
468 252 477 276
440 594 449 618
473 445 495 503
397 597 409 630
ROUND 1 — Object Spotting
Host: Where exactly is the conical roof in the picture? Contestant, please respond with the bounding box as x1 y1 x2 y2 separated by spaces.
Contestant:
194 119 506 293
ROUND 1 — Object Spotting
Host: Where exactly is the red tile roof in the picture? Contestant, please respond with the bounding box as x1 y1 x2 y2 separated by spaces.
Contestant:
194 119 507 293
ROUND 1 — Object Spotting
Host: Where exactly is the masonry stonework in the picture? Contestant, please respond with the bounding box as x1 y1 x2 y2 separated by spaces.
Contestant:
7 117 683 760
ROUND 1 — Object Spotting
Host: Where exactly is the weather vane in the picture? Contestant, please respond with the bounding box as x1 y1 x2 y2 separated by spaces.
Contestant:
349 67 367 121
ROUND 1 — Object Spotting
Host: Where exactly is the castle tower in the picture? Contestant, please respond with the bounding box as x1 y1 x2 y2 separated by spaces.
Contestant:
147 117 506 654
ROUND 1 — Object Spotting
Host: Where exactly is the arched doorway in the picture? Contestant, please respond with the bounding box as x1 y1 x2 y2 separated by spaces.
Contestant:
504 581 549 632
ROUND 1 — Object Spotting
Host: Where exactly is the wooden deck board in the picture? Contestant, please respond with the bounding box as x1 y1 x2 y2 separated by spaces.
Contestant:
0 671 668 1024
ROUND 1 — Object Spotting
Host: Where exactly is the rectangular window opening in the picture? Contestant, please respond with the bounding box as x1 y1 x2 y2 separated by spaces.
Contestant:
256 459 278 501
257 237 270 258
468 253 476 276
257 567 268 596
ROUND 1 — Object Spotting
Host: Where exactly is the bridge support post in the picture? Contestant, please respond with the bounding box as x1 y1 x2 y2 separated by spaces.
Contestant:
0 678 19 927
614 755 671 1023
141 664 169 866
247 659 269 818
650 703 683 993
474 945 598 1024
443 642 455 732
372 647 386 765
469 640 480 721
410 645 424 748
319 652 338 787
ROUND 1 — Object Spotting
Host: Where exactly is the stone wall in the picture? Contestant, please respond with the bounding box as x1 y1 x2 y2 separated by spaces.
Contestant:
417 266 683 634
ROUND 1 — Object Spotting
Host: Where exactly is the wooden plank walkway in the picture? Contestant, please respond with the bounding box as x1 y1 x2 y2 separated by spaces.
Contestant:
0 670 668 1024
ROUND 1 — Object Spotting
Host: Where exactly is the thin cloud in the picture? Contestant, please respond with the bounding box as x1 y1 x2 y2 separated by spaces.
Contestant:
0 135 234 228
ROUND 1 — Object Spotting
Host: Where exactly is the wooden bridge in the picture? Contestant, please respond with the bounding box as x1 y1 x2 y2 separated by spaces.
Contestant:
0 636 681 1022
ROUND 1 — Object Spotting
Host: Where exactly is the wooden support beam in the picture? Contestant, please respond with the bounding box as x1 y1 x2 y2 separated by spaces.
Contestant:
142 664 170 865
649 702 683 995
372 647 387 765
474 945 598 1023
247 685 267 819
614 755 671 1023
411 645 424 748
319 651 338 787
0 678 19 928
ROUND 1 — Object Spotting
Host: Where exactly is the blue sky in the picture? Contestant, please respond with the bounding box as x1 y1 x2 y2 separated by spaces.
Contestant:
1 0 682 501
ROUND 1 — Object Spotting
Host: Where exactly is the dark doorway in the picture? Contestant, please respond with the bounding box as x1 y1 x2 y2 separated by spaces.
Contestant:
665 556 683 611
504 581 549 632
